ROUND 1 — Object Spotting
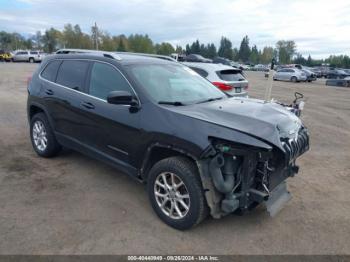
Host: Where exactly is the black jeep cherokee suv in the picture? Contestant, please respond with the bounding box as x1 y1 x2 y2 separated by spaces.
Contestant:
27 50 309 230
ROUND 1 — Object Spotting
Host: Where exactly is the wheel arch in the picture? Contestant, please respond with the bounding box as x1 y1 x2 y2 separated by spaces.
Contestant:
140 143 199 181
29 104 44 120
28 103 55 130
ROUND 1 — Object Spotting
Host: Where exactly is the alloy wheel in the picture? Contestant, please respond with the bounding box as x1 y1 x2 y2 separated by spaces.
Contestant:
32 120 48 151
154 172 190 219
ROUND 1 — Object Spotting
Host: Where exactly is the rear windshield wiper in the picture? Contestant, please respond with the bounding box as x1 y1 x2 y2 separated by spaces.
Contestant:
158 101 185 106
195 97 223 104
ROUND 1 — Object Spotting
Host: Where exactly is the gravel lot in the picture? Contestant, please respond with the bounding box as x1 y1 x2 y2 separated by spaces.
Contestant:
0 63 349 255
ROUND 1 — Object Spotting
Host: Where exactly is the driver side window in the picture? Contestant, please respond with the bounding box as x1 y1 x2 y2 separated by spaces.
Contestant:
89 62 133 100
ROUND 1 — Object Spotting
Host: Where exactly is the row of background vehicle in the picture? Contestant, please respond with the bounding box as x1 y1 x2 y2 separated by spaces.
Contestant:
0 50 46 63
171 53 350 80
3 48 349 88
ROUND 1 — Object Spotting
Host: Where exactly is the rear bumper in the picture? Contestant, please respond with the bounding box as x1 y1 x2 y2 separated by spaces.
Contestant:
226 91 248 97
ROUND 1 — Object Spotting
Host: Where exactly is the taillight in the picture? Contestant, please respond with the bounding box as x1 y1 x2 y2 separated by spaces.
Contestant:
212 82 233 91
245 84 249 90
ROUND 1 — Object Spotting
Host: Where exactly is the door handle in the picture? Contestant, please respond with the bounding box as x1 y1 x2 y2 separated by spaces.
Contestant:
45 89 54 95
81 101 95 110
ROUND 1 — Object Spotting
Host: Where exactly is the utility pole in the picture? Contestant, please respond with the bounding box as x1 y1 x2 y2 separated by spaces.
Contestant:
92 22 99 50
264 58 276 101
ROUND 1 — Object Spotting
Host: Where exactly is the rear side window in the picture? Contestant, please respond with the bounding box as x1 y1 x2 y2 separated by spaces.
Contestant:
56 60 89 90
89 62 132 100
41 60 62 82
190 67 208 77
217 70 245 81
30 51 38 55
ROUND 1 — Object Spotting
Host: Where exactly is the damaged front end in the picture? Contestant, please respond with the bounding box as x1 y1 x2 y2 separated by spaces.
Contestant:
197 127 310 218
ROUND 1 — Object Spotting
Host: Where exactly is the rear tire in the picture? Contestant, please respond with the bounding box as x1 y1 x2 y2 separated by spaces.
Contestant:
29 57 34 63
291 76 297 83
30 113 61 157
147 156 208 230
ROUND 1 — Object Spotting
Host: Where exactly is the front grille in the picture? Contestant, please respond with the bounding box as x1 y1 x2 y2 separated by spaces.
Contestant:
281 128 309 163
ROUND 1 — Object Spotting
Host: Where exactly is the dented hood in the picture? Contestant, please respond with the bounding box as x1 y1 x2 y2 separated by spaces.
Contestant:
166 97 302 149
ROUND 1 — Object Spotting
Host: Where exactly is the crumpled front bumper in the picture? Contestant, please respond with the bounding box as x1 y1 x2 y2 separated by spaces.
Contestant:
281 127 310 164
198 127 310 218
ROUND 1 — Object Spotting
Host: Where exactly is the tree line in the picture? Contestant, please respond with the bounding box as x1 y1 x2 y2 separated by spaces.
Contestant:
1 23 349 68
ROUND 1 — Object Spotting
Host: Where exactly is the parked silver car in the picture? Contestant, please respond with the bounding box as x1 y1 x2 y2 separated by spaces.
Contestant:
12 50 45 63
273 68 307 82
301 68 317 82
182 62 248 97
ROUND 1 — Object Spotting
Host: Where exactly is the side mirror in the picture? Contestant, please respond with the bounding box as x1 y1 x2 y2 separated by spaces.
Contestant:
107 91 138 106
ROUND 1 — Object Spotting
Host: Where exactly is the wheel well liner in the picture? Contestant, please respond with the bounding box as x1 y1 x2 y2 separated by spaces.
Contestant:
29 105 44 119
140 143 198 180
28 103 55 130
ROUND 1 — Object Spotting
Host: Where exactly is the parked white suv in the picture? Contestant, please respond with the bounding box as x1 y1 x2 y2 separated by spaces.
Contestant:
273 68 307 82
12 51 45 63
182 62 249 97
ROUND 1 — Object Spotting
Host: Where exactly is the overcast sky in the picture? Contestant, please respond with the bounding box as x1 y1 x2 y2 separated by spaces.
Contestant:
1 0 350 58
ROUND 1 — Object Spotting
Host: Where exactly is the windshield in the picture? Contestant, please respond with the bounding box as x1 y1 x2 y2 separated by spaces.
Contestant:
129 64 226 104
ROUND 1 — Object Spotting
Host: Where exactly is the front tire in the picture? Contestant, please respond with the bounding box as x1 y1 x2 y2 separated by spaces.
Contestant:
147 156 208 230
29 57 34 63
291 76 297 83
30 113 61 157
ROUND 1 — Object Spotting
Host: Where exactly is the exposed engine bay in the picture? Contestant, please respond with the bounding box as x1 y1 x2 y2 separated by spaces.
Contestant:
197 92 309 218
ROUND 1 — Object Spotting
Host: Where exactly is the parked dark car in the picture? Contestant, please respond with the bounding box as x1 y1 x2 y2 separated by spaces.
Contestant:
212 56 232 66
326 69 350 79
184 54 212 63
341 69 350 75
326 78 350 88
27 50 309 230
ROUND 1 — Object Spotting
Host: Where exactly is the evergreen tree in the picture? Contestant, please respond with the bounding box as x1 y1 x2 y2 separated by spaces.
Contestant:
218 36 233 60
206 43 217 59
185 44 191 55
238 35 251 62
293 53 306 65
190 40 201 54
116 37 127 51
306 55 312 66
249 45 259 64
